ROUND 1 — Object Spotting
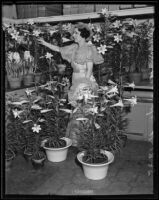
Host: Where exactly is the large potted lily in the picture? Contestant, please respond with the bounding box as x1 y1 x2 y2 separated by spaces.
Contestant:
40 78 72 162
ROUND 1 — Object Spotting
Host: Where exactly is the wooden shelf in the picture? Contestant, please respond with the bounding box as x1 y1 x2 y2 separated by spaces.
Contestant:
3 6 154 24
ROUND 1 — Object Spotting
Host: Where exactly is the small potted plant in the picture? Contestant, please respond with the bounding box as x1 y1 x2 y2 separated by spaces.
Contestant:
22 50 35 86
40 79 72 162
5 51 23 89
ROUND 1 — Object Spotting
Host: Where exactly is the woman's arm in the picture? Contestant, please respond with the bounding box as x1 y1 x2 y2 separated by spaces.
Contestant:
37 38 60 52
86 61 93 79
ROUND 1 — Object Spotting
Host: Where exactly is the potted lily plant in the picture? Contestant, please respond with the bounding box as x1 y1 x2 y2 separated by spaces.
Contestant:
69 79 136 180
22 50 35 86
5 94 27 171
39 78 72 162
5 51 23 89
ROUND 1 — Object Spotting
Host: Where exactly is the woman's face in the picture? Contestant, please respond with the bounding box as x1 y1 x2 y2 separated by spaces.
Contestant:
73 28 82 43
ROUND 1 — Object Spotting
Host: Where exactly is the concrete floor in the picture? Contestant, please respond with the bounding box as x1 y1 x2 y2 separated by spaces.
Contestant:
5 139 153 196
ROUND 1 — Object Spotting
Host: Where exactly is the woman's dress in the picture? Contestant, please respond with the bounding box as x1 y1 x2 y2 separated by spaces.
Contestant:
60 43 104 106
60 43 104 146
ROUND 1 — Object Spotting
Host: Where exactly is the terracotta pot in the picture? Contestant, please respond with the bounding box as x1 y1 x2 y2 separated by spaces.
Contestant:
7 76 22 89
23 74 34 86
77 150 114 180
43 137 72 162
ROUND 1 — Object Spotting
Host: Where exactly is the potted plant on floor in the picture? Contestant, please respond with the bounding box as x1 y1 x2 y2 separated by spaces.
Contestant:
5 94 27 171
39 78 72 162
125 20 154 84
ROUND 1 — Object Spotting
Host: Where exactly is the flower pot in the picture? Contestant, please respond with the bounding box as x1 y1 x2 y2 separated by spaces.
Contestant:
7 76 22 89
34 73 42 84
128 72 142 85
77 150 114 180
31 157 46 170
43 137 72 162
23 74 34 86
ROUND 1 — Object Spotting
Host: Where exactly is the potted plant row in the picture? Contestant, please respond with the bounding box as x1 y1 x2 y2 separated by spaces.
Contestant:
5 75 72 170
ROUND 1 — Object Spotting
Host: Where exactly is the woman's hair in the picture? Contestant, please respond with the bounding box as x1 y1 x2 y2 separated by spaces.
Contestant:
74 22 91 40
78 27 90 39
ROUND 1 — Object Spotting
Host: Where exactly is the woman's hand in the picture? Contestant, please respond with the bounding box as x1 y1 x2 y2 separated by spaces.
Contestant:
37 38 46 46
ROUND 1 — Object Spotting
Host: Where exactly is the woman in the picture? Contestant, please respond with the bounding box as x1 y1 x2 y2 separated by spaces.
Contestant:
38 22 104 105
38 22 104 146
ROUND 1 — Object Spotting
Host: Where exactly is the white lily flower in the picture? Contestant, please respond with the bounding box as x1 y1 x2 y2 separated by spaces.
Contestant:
25 88 34 96
110 99 124 107
106 93 116 99
23 120 32 124
32 124 41 133
108 79 116 85
124 96 137 106
48 95 55 99
40 109 53 113
100 107 106 112
62 37 71 42
93 34 101 42
12 109 23 118
97 44 107 55
113 20 122 28
31 104 42 110
59 109 72 114
88 23 94 30
76 118 89 121
27 19 34 25
127 82 135 89
101 8 109 16
114 34 122 43
33 97 43 103
96 26 101 33
33 30 41 37
45 52 53 60
87 106 98 114
24 51 32 61
94 122 101 129
87 41 93 45
49 30 58 36
99 86 109 91
106 86 118 94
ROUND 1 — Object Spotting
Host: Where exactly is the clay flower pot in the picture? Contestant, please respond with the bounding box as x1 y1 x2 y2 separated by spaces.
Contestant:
77 150 114 180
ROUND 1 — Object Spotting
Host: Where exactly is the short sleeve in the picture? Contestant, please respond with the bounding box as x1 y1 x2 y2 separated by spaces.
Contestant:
87 44 104 65
60 43 78 63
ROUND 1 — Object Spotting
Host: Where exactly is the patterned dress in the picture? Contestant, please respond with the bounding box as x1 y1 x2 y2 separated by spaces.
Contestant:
60 43 104 146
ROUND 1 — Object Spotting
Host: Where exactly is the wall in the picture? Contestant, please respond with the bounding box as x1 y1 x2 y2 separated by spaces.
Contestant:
16 4 62 19
63 4 148 15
